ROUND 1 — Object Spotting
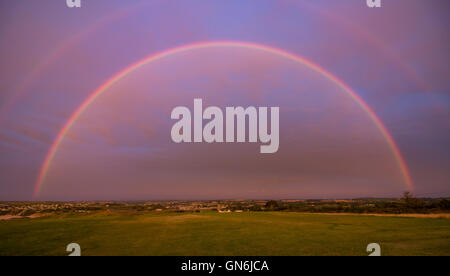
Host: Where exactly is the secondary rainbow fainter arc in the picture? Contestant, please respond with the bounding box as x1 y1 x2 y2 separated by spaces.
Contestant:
33 41 414 197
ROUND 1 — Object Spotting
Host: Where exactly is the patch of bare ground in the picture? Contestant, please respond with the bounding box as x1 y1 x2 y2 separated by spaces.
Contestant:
0 213 47 221
0 215 22 221
301 213 450 219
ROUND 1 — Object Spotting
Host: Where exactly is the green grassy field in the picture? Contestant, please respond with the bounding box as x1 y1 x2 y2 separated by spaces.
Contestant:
0 211 449 256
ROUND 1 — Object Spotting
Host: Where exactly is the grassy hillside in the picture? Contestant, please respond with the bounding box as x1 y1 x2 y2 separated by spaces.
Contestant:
1 211 449 256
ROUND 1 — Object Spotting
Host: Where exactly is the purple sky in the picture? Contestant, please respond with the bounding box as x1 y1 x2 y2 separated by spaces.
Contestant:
0 0 449 200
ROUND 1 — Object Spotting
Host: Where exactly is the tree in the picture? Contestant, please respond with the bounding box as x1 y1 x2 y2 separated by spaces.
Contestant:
265 200 279 210
438 199 450 210
401 191 423 210
402 191 412 202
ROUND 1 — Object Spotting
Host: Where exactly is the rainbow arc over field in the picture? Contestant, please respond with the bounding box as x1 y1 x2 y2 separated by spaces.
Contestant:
33 41 414 197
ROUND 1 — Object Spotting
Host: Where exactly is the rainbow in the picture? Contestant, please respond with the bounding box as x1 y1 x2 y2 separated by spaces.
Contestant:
33 41 414 197
0 1 152 121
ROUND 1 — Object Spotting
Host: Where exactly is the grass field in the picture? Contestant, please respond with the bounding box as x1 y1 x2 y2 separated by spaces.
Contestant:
0 211 449 256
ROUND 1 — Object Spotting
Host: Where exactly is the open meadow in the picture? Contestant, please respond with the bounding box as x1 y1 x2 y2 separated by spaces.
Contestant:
1 211 449 256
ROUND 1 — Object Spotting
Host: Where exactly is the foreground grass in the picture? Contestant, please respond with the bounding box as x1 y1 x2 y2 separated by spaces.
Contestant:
0 211 449 256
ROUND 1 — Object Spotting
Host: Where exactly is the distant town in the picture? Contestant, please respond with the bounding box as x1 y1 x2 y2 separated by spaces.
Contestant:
1 193 449 220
